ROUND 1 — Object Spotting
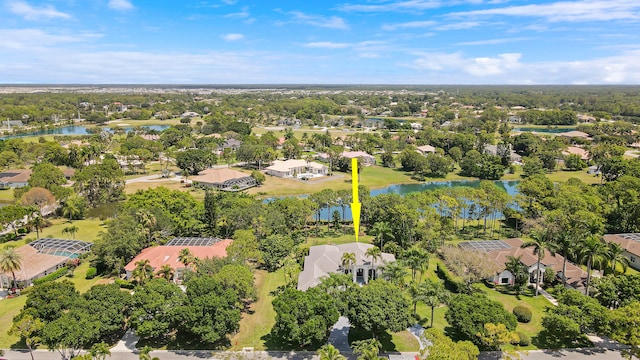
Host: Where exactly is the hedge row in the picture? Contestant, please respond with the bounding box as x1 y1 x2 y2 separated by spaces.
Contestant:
33 267 69 285
436 262 465 293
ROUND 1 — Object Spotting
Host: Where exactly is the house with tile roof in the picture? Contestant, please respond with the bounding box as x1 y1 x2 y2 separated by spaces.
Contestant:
0 169 32 189
297 243 395 291
265 159 328 178
460 239 587 290
416 145 436 155
341 151 376 166
562 146 590 161
124 238 232 282
190 168 257 191
604 234 640 271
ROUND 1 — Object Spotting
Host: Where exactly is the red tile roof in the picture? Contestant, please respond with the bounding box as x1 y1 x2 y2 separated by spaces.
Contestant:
124 239 232 272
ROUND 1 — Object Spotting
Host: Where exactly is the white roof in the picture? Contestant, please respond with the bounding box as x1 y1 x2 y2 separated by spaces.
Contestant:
417 145 436 153
266 159 326 172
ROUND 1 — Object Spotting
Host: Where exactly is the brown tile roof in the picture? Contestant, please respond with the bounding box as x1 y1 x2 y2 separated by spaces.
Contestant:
1 245 67 282
124 239 232 272
562 146 590 160
604 234 640 257
0 169 32 183
480 238 587 289
190 168 250 185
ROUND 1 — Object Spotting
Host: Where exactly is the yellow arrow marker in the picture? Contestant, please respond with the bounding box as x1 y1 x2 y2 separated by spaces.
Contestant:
351 158 361 242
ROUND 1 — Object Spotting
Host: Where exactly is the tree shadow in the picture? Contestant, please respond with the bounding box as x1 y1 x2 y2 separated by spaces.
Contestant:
347 326 397 353
532 330 593 350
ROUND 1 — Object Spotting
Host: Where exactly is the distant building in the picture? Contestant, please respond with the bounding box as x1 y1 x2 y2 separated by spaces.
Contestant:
190 168 257 191
0 169 32 189
2 120 24 128
562 146 590 160
265 159 328 178
341 151 376 166
416 145 436 155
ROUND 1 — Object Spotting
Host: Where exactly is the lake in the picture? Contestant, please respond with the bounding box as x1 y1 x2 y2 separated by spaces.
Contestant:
0 124 171 139
513 127 576 134
272 180 521 220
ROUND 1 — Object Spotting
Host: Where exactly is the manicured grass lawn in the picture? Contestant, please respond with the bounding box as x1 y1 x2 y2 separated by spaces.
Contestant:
305 230 374 246
61 261 104 293
0 295 27 347
0 188 15 202
501 166 600 185
348 326 420 353
39 218 107 242
229 269 286 350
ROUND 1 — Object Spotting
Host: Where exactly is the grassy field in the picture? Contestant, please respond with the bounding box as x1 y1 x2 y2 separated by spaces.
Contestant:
0 188 15 202
501 166 600 185
229 269 286 350
1 219 106 250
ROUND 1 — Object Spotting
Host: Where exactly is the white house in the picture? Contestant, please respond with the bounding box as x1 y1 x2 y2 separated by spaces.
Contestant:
297 243 396 291
416 145 436 155
265 159 328 178
604 234 640 271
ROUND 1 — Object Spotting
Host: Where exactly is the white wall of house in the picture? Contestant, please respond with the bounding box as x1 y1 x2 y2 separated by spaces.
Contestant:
492 270 514 285
625 250 640 271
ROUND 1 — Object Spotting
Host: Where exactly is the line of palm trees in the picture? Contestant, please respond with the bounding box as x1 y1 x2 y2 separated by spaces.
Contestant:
130 248 196 285
521 227 629 297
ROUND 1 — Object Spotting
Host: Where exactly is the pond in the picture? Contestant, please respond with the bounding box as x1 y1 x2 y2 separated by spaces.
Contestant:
0 124 171 139
269 180 521 221
513 127 576 134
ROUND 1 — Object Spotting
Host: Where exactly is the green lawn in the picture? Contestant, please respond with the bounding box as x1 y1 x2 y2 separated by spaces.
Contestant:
0 188 15 202
501 166 600 185
229 269 286 350
348 326 420 353
39 218 107 242
0 295 27 347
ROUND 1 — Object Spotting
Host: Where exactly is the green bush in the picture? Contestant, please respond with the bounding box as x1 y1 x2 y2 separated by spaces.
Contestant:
513 306 532 323
115 278 135 289
85 267 97 279
517 332 530 346
33 267 68 285
436 263 464 293
17 228 28 234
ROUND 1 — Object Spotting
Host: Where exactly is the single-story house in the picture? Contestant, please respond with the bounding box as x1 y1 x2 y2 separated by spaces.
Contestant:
124 238 232 282
416 145 436 155
587 165 601 175
0 169 32 189
562 146 590 161
341 151 376 166
265 159 328 178
557 131 592 141
603 234 640 271
0 239 92 289
483 144 522 164
190 168 257 191
297 243 395 291
459 239 587 290
2 120 24 128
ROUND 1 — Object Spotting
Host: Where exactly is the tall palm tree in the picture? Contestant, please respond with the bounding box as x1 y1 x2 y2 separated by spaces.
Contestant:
369 222 394 249
317 344 346 360
0 246 23 289
521 229 557 296
132 260 154 285
423 279 448 328
579 235 610 296
136 209 157 247
365 246 382 281
178 248 195 269
62 225 79 240
505 255 528 295
607 242 630 276
402 247 429 282
30 214 44 239
381 261 408 288
62 198 80 222
155 264 174 281
341 252 356 274
352 339 382 360
554 229 577 287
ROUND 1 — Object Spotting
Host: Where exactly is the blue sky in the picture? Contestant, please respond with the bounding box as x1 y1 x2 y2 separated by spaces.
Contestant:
1 0 640 84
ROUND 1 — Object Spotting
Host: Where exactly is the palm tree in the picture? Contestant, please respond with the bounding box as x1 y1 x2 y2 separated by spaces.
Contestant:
341 252 356 274
0 246 23 289
178 248 195 269
369 221 394 249
520 229 558 296
381 261 408 288
554 229 577 287
607 242 630 276
62 225 79 240
317 344 346 360
352 338 383 360
365 246 382 281
579 235 610 296
138 346 159 360
132 260 154 285
402 247 429 282
30 214 44 239
423 279 448 328
62 198 80 222
89 342 111 360
155 264 174 281
505 255 528 295
136 209 157 247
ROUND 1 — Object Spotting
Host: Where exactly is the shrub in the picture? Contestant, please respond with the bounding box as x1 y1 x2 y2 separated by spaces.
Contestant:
513 306 532 323
436 263 464 293
115 278 135 289
17 228 28 234
516 332 530 346
85 267 97 279
33 267 68 285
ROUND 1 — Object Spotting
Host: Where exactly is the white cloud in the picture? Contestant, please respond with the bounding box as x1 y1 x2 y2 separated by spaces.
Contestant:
337 0 445 13
449 0 640 22
287 11 349 29
7 1 71 20
0 29 101 50
456 37 532 45
108 0 134 11
221 33 244 41
223 6 250 18
382 21 436 31
304 42 350 49
406 49 640 84
436 21 482 30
